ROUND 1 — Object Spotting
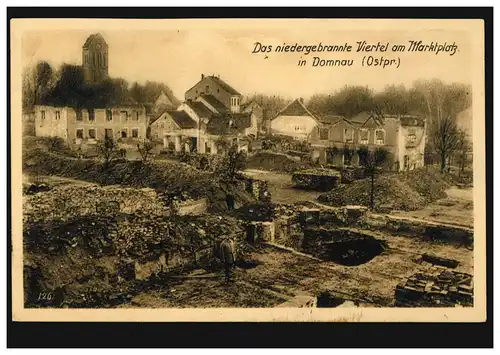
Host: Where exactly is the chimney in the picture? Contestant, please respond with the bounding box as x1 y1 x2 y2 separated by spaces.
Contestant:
299 98 304 104
201 74 204 80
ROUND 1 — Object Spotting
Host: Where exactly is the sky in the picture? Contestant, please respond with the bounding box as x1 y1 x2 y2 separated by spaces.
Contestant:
21 24 474 101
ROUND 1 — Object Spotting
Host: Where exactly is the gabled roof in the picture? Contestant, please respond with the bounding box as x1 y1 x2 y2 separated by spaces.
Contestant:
274 99 318 121
200 94 229 114
317 114 345 125
350 111 385 127
186 100 215 118
166 110 197 129
241 100 261 111
207 76 241 96
206 113 252 135
83 33 106 48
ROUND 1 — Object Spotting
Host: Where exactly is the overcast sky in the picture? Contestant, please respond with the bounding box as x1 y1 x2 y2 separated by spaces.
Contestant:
21 26 473 101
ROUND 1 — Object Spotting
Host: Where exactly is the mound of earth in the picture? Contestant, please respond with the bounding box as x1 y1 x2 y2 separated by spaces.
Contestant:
246 152 312 174
398 167 450 203
318 175 426 212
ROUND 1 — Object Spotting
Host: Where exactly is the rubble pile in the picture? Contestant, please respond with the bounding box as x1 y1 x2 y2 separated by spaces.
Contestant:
246 152 312 173
292 169 341 191
23 185 167 223
399 168 450 203
23 212 246 308
318 175 426 211
395 269 473 307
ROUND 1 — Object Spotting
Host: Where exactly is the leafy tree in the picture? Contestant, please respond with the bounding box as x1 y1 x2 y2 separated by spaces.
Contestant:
22 61 55 111
308 85 375 118
358 146 391 210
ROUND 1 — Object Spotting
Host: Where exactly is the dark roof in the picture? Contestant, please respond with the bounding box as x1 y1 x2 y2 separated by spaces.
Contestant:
275 99 317 119
206 113 252 135
208 76 241 96
350 111 384 126
83 33 105 48
167 110 197 129
186 100 215 118
317 115 344 125
200 95 229 114
399 115 425 127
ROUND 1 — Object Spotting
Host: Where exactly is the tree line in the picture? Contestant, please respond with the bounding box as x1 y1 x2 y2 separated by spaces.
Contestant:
22 61 180 112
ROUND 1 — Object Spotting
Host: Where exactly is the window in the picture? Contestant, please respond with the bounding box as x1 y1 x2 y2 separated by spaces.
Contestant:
205 141 211 154
106 109 113 121
135 112 140 121
359 129 369 145
217 88 220 93
105 129 113 139
76 110 83 121
132 128 139 138
375 129 385 145
76 129 84 139
319 128 329 140
40 111 45 120
408 130 416 143
205 85 210 93
88 109 95 121
121 111 128 121
55 111 60 120
121 128 128 138
344 128 354 143
88 128 96 139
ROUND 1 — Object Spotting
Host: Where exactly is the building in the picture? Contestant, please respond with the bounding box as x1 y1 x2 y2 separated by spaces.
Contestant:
149 74 258 155
34 104 148 152
310 110 426 171
241 100 264 133
185 74 242 113
270 98 319 140
82 33 109 84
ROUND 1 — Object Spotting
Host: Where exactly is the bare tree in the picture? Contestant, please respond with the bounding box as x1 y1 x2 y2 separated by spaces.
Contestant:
96 136 122 170
455 129 472 175
137 140 154 164
431 115 461 173
358 147 391 210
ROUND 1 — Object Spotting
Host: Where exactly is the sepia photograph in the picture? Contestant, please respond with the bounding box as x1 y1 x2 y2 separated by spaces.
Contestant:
9 17 487 323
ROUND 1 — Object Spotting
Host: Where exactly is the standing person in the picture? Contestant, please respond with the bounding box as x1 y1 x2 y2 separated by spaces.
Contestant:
225 193 235 211
220 237 236 283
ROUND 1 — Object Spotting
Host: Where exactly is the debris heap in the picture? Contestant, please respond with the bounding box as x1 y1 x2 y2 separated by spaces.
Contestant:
395 269 473 307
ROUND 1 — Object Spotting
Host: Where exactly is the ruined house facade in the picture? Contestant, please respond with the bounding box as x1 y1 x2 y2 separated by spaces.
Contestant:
310 111 426 171
34 104 148 151
150 74 259 154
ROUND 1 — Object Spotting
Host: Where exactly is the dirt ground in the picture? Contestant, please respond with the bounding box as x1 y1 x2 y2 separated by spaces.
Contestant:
391 187 474 228
121 229 473 308
243 169 322 204
244 168 474 228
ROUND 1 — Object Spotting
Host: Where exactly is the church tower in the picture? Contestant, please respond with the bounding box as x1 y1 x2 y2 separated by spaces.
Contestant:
82 33 109 84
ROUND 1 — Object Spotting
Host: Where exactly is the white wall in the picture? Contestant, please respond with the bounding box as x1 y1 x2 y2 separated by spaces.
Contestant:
270 115 317 140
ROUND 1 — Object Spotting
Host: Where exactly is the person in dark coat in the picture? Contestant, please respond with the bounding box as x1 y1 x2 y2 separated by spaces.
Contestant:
225 193 235 211
220 237 236 283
